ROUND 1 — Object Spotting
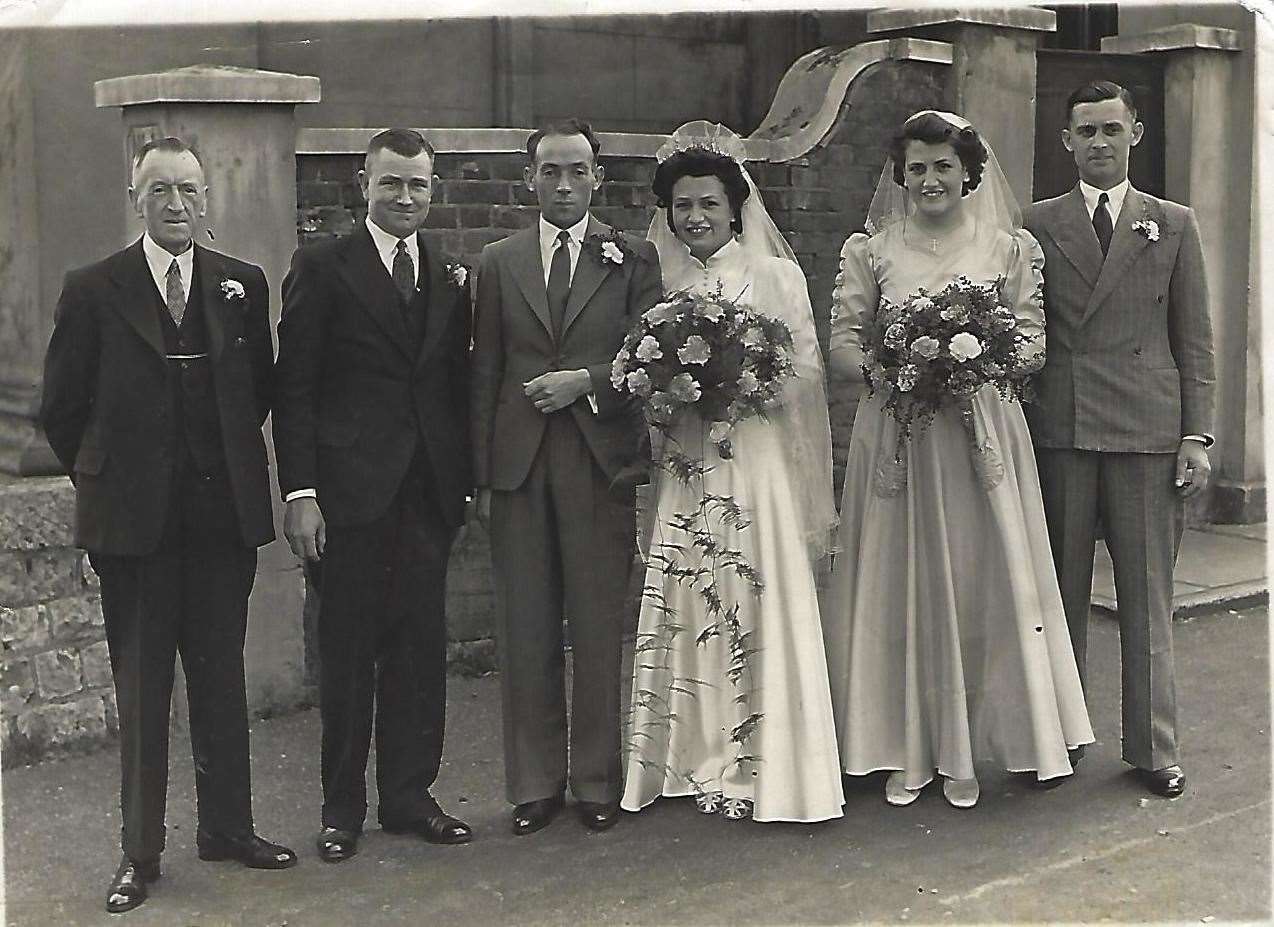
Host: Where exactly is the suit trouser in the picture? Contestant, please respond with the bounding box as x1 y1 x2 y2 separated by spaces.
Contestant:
90 468 257 864
490 412 637 805
1034 448 1183 770
314 458 454 831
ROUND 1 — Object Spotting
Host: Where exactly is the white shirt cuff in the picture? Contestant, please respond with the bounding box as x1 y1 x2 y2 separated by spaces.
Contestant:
285 488 317 502
1181 434 1214 448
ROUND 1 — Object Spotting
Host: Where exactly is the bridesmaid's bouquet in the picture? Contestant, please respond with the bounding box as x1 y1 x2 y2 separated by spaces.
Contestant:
611 287 795 459
860 275 1039 491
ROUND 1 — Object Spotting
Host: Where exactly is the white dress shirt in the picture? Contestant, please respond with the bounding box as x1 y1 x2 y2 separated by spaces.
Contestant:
537 213 597 414
142 233 194 313
365 216 420 288
1079 178 1130 227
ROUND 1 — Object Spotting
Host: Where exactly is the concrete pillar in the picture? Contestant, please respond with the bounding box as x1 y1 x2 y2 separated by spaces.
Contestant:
866 6 1057 205
94 65 321 712
1101 25 1260 522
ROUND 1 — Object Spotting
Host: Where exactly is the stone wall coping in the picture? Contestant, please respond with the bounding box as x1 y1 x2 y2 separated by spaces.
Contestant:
296 127 778 162
95 65 321 108
868 5 1057 34
1100 23 1243 55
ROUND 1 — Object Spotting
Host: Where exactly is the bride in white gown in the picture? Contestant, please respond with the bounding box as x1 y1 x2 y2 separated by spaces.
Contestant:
620 122 843 823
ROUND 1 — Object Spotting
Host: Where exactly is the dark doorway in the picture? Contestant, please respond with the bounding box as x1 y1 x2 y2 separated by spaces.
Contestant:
1033 50 1166 200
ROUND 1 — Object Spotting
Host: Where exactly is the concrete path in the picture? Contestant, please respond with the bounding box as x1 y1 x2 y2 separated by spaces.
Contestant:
3 600 1269 925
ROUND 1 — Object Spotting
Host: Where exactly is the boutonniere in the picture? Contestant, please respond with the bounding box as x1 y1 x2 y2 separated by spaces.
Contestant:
583 229 633 268
219 278 246 304
446 261 469 289
1132 218 1161 242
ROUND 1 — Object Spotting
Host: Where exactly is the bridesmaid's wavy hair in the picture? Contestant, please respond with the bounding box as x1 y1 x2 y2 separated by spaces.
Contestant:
652 148 751 236
889 113 987 196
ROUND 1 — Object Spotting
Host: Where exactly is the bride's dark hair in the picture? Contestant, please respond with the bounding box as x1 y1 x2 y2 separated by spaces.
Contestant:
652 148 751 236
889 113 987 195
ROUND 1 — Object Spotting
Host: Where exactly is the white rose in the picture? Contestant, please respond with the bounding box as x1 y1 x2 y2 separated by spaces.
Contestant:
948 332 984 362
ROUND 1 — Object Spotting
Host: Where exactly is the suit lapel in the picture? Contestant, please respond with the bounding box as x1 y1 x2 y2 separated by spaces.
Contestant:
415 234 455 367
1045 187 1103 290
335 224 413 360
1083 187 1154 325
108 239 166 359
194 245 227 363
560 217 612 338
507 226 554 339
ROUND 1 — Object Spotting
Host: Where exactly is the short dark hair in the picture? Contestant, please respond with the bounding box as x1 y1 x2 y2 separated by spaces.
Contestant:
130 136 203 185
1065 80 1139 123
651 148 751 236
889 113 987 195
526 119 601 163
366 127 436 165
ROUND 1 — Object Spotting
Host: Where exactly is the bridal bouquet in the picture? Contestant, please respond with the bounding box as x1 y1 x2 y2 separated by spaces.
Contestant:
860 275 1039 491
611 287 794 459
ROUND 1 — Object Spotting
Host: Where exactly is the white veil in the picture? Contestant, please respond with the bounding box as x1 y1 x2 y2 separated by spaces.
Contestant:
865 110 1022 236
643 121 838 564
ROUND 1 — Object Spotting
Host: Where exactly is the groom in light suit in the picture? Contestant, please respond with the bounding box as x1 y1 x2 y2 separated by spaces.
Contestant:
1024 81 1216 798
471 119 662 835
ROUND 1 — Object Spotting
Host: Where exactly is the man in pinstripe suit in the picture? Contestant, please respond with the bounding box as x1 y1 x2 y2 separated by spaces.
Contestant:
1024 81 1216 799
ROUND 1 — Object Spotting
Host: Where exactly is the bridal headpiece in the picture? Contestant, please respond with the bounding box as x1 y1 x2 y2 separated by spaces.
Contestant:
655 120 747 165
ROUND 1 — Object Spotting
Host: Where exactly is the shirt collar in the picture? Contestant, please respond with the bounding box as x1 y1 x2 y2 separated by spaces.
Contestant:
365 216 419 263
1079 178 1130 218
539 213 591 251
142 232 194 285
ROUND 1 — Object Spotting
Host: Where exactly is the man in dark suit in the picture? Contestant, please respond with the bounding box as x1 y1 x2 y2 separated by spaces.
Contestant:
40 137 296 914
1024 81 1216 799
471 119 663 835
274 128 473 862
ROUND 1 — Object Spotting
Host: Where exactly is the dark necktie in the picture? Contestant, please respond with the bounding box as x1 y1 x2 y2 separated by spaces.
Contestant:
165 258 186 327
546 229 572 339
392 239 416 305
1093 192 1113 257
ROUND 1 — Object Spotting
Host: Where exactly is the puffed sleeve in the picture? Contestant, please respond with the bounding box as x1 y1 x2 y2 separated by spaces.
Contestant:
827 233 877 380
1003 228 1046 371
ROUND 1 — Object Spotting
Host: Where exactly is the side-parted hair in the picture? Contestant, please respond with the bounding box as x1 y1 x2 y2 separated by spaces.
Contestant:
1065 80 1138 123
526 118 602 164
651 148 751 236
130 137 203 186
889 113 987 195
366 127 436 165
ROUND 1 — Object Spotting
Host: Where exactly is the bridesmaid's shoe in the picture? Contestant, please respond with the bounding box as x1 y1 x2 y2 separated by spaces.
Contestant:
722 797 753 821
884 772 922 807
695 791 723 814
942 777 980 809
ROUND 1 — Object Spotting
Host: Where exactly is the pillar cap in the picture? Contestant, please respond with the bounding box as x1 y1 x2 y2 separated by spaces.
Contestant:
1101 23 1243 54
868 6 1056 34
95 65 321 109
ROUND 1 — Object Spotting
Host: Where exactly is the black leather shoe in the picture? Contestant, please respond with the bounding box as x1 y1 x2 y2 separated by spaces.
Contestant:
579 801 620 832
382 812 473 845
316 826 360 863
512 795 564 836
105 856 160 914
1069 745 1086 766
1139 765 1187 798
197 831 297 869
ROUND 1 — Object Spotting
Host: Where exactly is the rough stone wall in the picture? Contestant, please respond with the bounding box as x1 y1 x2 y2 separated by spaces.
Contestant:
0 479 112 766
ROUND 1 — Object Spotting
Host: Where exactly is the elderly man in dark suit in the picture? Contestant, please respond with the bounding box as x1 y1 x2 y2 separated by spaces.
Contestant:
274 128 473 863
1024 81 1216 799
471 119 663 836
40 137 296 914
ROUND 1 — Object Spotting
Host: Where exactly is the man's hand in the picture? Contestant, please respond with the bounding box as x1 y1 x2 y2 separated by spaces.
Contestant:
524 369 592 414
1175 440 1212 499
473 488 492 528
284 496 327 560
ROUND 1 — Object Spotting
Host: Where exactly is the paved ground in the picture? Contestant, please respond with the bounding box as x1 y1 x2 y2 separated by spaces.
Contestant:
2 599 1269 926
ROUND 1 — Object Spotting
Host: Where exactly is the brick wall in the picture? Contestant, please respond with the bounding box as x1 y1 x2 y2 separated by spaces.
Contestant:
0 479 113 766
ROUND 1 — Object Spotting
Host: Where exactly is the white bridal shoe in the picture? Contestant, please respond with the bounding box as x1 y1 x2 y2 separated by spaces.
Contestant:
942 777 980 809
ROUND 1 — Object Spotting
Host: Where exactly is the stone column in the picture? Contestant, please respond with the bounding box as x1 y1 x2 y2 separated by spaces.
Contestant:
1101 25 1259 522
94 65 321 712
866 6 1057 205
